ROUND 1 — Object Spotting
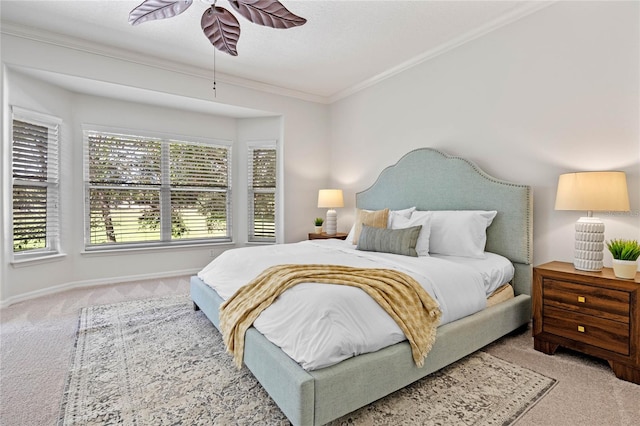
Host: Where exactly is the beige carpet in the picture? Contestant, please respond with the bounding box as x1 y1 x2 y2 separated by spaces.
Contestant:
1 276 639 425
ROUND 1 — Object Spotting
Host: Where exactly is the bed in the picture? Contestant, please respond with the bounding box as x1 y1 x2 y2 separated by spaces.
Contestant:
190 147 533 425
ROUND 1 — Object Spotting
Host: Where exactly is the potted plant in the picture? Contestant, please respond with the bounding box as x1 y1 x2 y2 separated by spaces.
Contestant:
606 238 640 279
314 217 324 234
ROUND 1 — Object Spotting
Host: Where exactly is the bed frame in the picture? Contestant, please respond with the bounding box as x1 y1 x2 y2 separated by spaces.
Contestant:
190 148 533 425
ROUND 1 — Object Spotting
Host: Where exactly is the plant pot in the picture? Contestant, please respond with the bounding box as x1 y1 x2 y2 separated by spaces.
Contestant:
612 259 638 279
314 226 323 234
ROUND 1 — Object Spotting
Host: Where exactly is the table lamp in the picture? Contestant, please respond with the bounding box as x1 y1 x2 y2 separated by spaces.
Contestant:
317 189 344 235
555 171 630 271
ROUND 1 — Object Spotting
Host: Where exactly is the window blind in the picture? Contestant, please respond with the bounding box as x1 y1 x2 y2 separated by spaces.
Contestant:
169 142 231 240
87 133 162 244
11 111 60 256
248 144 277 242
85 130 231 248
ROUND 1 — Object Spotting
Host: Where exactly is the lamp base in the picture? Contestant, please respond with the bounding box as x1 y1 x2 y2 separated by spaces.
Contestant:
325 209 337 235
573 217 604 271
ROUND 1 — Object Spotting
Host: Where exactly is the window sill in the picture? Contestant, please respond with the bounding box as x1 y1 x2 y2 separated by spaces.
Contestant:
81 241 236 256
11 252 67 268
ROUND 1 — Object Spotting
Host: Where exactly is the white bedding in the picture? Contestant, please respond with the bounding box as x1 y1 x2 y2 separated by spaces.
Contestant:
197 239 514 370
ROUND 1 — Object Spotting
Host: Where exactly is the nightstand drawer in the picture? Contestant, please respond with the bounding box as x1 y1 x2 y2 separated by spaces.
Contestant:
543 278 630 323
543 306 630 355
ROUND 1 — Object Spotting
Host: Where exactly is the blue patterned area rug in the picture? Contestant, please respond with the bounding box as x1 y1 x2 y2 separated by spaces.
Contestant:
59 296 556 425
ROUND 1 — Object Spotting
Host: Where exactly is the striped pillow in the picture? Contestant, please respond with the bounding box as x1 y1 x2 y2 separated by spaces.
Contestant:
351 208 389 244
357 224 422 257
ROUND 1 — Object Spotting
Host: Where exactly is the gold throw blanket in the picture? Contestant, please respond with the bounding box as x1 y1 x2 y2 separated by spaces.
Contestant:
219 264 442 369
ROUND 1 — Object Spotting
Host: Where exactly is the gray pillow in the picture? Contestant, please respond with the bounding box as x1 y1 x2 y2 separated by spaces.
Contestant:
356 224 422 257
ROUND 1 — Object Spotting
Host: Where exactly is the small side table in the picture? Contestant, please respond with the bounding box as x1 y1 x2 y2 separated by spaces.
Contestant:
308 232 348 240
533 261 639 384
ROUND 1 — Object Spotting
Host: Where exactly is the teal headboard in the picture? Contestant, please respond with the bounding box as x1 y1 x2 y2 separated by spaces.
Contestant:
356 148 533 296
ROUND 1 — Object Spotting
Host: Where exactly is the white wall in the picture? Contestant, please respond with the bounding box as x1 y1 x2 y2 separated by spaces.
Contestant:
1 71 277 302
1 34 330 304
329 1 639 268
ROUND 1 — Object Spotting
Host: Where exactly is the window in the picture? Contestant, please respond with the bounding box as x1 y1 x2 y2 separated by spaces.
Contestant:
84 128 232 249
11 107 61 258
248 142 277 242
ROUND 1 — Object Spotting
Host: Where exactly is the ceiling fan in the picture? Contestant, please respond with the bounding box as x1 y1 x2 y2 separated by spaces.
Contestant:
128 0 307 56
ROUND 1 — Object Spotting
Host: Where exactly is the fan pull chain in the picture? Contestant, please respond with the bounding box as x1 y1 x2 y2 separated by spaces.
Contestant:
211 1 217 97
212 47 217 97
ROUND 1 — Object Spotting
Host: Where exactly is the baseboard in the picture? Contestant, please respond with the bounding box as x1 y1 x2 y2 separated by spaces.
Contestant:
0 268 200 309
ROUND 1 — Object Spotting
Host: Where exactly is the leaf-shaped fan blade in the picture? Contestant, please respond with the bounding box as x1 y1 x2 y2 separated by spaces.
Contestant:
201 6 241 56
229 0 306 29
129 0 193 26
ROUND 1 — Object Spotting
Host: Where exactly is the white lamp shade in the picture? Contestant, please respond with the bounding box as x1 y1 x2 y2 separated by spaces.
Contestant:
555 171 630 212
554 171 630 272
317 189 344 208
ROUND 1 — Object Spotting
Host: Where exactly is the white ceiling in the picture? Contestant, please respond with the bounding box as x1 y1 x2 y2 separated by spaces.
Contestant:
1 1 551 103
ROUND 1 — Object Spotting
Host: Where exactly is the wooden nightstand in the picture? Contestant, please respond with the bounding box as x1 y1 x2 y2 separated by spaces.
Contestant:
308 232 348 240
533 261 639 384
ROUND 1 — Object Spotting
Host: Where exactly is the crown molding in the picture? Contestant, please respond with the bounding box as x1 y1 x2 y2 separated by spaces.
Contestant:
0 21 330 105
328 1 556 103
3 2 554 107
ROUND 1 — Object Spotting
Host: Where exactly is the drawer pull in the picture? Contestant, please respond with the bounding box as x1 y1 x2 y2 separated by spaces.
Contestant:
577 296 586 303
577 325 585 333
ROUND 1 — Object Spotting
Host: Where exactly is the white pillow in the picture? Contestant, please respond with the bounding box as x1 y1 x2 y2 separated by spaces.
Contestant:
387 207 416 227
393 207 417 217
391 211 432 256
346 207 416 243
426 210 497 258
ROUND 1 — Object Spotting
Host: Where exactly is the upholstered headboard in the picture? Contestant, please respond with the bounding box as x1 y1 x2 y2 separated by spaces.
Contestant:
356 148 533 296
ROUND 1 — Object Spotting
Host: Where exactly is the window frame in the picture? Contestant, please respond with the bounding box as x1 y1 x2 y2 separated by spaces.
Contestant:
83 125 233 251
10 106 62 261
247 140 278 243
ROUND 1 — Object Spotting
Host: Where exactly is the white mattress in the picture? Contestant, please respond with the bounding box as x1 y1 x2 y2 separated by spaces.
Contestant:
198 239 514 370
